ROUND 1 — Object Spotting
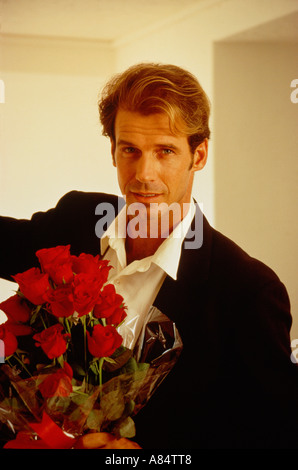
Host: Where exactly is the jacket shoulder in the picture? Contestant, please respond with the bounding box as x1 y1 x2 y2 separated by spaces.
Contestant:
210 226 282 289
54 190 122 211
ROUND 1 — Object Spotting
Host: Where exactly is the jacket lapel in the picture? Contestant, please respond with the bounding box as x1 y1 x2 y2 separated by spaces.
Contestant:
153 204 213 326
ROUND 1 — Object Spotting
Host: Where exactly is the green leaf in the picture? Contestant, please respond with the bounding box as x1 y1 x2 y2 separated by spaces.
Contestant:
47 396 71 413
57 355 64 368
136 362 150 372
100 390 125 421
16 290 26 299
114 416 136 439
119 356 149 375
124 399 135 416
103 357 116 364
15 348 28 354
67 406 85 423
89 362 99 375
71 363 86 377
86 409 105 430
30 305 42 325
0 397 25 412
71 384 88 395
103 347 132 372
71 393 89 406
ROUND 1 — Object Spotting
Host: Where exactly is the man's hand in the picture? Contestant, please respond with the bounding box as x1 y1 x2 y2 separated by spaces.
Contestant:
74 432 141 449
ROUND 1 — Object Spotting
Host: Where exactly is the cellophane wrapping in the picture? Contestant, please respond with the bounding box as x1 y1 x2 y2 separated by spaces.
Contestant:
0 306 182 447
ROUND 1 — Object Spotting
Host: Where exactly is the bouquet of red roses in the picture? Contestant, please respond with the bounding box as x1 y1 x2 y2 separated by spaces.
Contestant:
0 245 182 448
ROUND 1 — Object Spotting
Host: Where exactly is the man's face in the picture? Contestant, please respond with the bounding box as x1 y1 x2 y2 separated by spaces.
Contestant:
112 109 207 232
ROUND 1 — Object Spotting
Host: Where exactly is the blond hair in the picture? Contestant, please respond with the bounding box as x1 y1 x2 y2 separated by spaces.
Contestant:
98 62 211 153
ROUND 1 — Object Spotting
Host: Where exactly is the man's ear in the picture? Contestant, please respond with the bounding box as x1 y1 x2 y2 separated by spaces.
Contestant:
191 138 208 172
110 139 116 166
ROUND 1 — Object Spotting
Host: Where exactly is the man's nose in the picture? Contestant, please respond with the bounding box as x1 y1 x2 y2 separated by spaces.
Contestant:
135 154 157 183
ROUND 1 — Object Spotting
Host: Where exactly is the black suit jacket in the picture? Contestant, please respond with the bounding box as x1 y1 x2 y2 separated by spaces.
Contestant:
1 190 298 449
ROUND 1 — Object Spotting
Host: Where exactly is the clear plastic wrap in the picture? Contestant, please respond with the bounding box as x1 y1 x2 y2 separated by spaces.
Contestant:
0 306 182 448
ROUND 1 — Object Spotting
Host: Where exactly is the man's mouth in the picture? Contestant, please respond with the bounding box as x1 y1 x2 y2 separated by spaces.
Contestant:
129 192 163 204
134 193 160 197
131 190 162 197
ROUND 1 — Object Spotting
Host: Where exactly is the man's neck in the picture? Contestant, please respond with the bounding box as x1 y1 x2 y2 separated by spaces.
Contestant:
124 200 193 264
125 236 164 265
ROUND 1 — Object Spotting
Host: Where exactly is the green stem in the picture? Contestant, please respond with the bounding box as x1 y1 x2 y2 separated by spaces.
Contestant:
40 311 47 330
82 316 87 373
85 367 89 393
74 390 89 396
13 353 32 377
64 317 71 335
98 357 104 387
6 358 13 368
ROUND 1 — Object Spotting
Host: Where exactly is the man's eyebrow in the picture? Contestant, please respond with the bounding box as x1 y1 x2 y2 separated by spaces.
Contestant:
155 143 179 150
116 139 179 150
116 139 136 147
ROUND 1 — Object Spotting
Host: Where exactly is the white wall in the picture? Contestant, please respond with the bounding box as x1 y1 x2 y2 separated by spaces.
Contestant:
0 35 118 219
213 41 298 339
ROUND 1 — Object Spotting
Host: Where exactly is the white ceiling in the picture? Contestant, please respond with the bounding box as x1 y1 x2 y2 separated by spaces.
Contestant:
224 11 298 43
0 0 204 42
1 0 297 44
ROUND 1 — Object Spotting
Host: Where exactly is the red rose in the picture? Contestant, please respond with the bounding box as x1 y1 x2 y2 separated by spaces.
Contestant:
105 307 127 327
0 324 18 357
93 284 126 326
13 268 51 305
33 324 69 359
45 285 75 318
38 363 73 398
72 273 103 317
36 245 73 285
0 294 31 323
71 254 111 283
5 321 32 337
87 324 122 358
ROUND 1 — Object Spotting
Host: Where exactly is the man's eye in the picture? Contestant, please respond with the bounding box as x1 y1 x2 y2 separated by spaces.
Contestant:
124 147 136 154
161 148 174 155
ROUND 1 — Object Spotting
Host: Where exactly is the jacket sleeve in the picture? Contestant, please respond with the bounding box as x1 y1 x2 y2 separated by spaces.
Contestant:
0 208 58 281
0 191 108 281
234 275 298 447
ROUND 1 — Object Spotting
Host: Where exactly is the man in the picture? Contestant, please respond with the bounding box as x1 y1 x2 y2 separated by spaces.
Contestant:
1 63 298 449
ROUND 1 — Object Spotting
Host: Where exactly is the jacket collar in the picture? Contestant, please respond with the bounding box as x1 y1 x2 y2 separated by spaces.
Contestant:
178 202 212 283
153 203 213 320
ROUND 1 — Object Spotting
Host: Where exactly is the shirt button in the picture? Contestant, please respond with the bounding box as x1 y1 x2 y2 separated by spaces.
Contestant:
115 279 121 285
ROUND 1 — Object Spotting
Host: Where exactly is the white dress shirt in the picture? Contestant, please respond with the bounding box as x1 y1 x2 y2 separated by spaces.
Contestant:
100 199 195 349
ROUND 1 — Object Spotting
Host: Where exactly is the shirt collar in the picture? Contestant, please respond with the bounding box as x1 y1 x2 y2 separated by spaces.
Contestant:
151 200 195 279
100 205 127 263
100 199 196 280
